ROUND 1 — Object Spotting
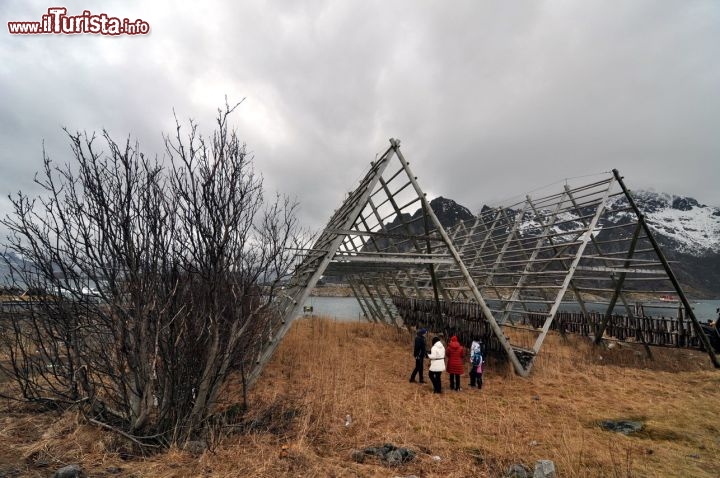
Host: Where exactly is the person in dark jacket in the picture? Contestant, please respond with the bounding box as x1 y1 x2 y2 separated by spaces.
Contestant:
703 310 720 353
409 328 428 383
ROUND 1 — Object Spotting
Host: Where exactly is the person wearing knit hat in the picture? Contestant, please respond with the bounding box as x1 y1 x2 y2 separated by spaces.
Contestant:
409 328 428 384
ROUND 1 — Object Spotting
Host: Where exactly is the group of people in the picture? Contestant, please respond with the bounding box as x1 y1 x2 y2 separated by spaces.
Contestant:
409 328 484 394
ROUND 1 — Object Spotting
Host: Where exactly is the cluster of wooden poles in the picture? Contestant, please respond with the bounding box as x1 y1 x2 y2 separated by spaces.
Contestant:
391 296 507 358
527 310 712 350
392 296 714 358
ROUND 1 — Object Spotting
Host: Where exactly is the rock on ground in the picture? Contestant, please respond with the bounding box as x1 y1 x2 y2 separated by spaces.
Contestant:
351 443 415 466
599 419 643 435
505 463 530 478
52 464 85 478
534 459 556 478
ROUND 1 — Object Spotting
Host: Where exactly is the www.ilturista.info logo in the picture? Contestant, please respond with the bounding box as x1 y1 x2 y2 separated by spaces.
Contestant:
8 7 150 35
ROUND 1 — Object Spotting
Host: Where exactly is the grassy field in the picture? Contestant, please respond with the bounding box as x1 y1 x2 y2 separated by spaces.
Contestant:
1 317 719 477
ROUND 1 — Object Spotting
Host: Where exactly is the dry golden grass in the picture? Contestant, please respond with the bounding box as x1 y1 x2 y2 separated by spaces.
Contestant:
1 317 719 477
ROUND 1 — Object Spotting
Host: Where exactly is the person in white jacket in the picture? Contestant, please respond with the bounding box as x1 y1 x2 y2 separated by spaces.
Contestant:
427 336 446 394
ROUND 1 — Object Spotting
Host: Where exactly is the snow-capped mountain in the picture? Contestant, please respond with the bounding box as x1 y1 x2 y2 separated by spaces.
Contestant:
619 191 720 255
621 191 720 297
481 190 720 297
388 192 720 297
515 191 720 250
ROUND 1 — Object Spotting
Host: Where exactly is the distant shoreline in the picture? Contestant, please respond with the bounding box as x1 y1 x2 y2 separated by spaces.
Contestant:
310 284 353 297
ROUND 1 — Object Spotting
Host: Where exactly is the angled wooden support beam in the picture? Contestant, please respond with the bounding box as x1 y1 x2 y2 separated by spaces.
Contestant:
347 278 372 322
245 143 398 387
499 193 568 324
594 223 642 344
331 254 455 265
526 175 616 374
393 143 529 376
612 169 719 369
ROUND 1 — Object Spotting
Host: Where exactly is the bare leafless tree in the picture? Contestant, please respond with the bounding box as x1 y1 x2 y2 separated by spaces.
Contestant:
0 102 303 447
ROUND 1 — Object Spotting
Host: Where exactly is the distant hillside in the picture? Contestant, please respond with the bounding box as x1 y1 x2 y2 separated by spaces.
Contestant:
0 250 24 288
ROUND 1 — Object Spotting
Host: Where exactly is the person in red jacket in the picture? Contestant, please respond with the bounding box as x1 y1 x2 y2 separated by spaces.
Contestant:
445 335 465 391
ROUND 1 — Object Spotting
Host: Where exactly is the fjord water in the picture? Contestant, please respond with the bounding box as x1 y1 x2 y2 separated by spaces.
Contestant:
306 297 720 322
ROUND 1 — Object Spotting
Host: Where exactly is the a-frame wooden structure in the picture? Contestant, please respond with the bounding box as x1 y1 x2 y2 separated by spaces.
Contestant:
247 140 718 385
247 139 523 383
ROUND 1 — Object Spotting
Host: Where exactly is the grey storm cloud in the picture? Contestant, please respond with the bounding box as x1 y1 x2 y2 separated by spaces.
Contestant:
1 0 719 238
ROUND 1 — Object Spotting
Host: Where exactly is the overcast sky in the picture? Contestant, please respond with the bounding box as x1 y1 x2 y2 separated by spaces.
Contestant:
2 0 719 236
